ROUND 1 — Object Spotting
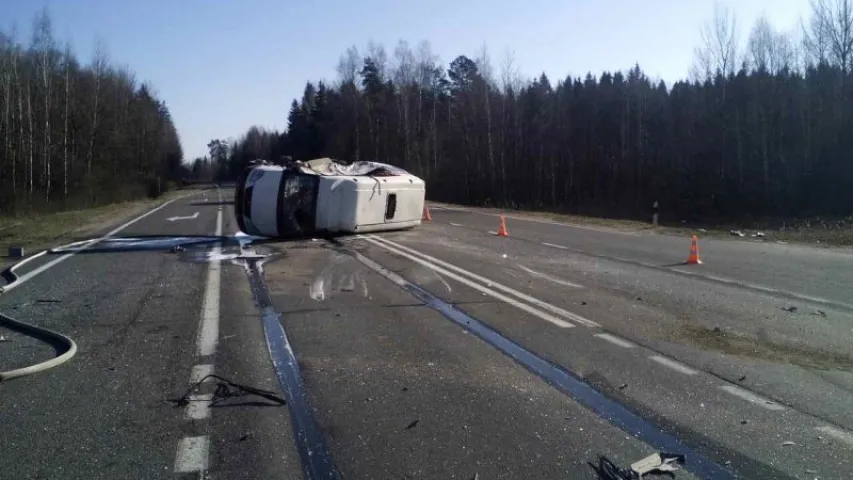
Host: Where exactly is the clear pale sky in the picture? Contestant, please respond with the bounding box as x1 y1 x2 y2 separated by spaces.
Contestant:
3 0 810 161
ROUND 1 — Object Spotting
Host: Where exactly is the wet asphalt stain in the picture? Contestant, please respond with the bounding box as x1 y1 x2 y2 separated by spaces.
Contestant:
243 255 341 480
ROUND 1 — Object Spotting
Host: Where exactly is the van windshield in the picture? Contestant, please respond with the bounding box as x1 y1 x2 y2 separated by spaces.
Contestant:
278 174 318 236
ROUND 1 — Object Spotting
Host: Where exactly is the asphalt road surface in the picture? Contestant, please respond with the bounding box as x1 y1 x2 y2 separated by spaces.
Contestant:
1 189 851 480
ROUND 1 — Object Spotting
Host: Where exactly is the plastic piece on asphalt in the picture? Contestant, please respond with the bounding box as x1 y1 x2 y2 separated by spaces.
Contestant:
631 452 685 477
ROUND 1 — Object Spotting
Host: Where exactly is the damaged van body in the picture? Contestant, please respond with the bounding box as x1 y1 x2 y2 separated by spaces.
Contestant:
235 157 426 237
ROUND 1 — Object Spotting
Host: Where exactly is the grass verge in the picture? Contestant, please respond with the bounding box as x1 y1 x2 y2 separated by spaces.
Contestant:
0 190 189 258
429 202 853 247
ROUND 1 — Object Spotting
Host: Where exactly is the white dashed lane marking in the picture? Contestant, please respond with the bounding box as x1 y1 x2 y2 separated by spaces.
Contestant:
174 436 210 473
816 426 853 447
719 385 784 411
594 333 636 349
649 355 698 375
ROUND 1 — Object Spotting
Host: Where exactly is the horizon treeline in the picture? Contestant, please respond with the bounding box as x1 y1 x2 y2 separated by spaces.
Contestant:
210 1 853 219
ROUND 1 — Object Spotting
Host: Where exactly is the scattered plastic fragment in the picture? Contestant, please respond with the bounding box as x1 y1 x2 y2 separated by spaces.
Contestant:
730 230 745 237
812 309 827 317
0 334 7 342
630 452 686 477
782 306 798 313
782 441 796 447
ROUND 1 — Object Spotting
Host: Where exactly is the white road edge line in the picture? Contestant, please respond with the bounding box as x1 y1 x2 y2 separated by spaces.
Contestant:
197 208 223 357
363 237 574 328
517 264 583 288
174 436 210 473
4 193 195 293
649 355 698 375
816 425 853 447
719 385 785 411
542 242 569 250
368 236 600 328
594 333 635 349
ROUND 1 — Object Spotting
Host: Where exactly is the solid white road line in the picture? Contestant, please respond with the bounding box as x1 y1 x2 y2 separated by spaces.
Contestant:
174 436 210 473
816 425 853 447
649 355 698 375
363 237 574 328
594 333 636 349
719 385 785 411
542 242 569 250
517 264 583 288
197 209 223 357
186 393 214 420
190 364 214 384
4 194 193 293
368 236 600 328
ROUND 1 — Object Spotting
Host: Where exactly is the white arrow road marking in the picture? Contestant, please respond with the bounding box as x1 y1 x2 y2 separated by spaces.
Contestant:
167 212 200 222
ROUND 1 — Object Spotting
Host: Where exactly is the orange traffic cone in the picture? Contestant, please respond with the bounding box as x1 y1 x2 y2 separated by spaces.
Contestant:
497 215 509 237
422 205 432 221
686 235 702 264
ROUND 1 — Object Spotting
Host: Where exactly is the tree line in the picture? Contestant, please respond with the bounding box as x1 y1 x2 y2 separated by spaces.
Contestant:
215 0 853 220
0 9 184 215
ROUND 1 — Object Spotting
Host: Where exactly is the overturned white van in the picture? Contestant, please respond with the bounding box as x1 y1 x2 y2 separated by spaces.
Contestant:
235 158 426 237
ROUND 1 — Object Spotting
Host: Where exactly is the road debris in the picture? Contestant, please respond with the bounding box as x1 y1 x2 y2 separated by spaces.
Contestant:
167 374 286 408
738 375 746 382
170 245 185 253
631 452 685 477
618 383 628 390
0 334 7 342
730 230 745 237
592 452 686 479
812 309 827 317
782 441 796 447
405 420 419 430
782 306 798 313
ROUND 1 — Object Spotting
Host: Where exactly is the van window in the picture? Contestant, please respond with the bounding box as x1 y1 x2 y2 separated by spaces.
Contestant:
385 194 397 220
